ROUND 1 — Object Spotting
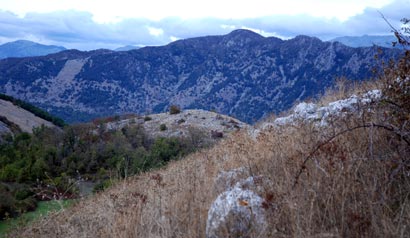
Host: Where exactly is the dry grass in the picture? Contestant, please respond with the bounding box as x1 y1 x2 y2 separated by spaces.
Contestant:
7 78 410 238
317 77 382 106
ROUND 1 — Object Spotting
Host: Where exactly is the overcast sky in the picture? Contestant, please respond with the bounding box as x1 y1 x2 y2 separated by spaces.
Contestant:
0 0 408 50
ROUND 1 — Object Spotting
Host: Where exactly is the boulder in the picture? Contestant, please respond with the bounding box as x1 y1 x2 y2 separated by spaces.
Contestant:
206 172 267 238
213 167 247 194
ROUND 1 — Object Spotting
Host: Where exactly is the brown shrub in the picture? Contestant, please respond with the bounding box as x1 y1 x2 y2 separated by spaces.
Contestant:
169 105 181 115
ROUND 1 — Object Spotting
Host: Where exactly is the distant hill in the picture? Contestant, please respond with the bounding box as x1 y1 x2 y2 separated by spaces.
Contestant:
114 45 140 51
0 93 64 141
0 93 66 127
101 109 248 140
0 30 399 124
330 35 396 48
0 40 66 59
0 98 57 138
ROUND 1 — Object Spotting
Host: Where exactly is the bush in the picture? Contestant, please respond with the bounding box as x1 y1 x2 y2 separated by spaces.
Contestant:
144 116 152 121
0 163 20 181
15 197 37 213
0 184 14 219
159 124 167 131
169 105 181 115
211 130 223 138
0 184 37 219
149 137 182 163
14 186 33 200
93 179 114 193
378 17 410 146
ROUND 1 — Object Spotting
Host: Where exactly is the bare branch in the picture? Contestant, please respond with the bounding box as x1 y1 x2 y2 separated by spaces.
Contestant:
293 122 410 188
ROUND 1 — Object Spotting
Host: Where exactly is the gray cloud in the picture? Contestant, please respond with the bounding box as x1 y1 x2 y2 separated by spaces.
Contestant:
0 0 408 50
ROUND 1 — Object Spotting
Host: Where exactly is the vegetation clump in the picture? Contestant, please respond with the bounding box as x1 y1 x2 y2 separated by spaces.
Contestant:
0 119 208 221
169 105 181 115
159 123 167 131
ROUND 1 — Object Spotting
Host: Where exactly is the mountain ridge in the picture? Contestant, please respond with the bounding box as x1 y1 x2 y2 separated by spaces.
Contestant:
0 30 399 123
0 40 66 59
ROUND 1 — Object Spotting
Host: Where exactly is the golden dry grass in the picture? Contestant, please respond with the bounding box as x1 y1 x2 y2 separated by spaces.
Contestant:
317 77 382 106
7 79 410 238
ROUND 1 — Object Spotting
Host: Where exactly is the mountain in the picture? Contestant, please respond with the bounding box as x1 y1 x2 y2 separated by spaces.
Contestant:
330 35 397 48
114 45 140 51
0 40 66 59
0 30 399 123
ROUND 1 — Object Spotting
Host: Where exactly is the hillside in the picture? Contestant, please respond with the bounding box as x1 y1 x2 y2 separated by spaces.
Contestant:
0 99 56 135
102 109 248 139
0 106 249 230
8 69 409 237
0 40 66 59
0 30 399 123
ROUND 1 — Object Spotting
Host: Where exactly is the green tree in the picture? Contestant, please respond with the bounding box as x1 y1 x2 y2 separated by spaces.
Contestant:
149 137 183 163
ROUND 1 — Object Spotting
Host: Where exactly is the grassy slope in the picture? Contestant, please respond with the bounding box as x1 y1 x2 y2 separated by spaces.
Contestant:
7 78 410 238
0 200 73 237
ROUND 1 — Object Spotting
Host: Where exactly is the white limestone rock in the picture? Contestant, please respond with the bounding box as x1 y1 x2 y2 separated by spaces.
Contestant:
206 187 266 238
213 167 247 194
272 89 382 127
207 173 267 238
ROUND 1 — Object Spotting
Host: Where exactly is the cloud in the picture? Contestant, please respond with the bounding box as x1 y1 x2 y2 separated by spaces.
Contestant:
0 0 408 50
0 10 169 49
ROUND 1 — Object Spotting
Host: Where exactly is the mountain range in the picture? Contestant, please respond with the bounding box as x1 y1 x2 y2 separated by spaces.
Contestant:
0 30 399 123
0 40 66 59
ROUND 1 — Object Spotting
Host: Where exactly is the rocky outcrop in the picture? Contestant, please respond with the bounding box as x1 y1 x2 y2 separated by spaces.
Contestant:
272 89 382 127
247 89 383 140
207 169 268 238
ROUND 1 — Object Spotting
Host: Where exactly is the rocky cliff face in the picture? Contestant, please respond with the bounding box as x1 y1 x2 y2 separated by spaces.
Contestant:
0 30 398 123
